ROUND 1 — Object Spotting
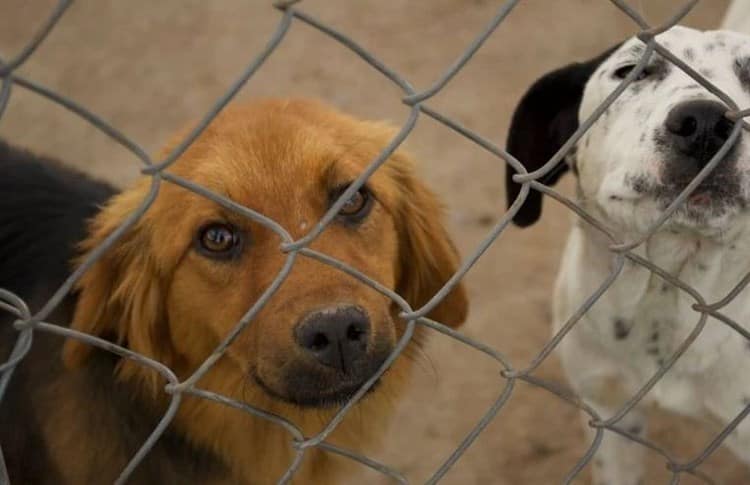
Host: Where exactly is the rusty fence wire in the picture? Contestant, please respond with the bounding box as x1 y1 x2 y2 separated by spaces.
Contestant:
0 0 749 483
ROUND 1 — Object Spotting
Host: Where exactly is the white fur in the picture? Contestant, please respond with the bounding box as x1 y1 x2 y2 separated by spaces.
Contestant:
555 26 750 484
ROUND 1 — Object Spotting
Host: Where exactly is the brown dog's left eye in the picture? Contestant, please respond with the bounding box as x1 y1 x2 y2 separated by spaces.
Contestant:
331 184 373 224
195 222 242 259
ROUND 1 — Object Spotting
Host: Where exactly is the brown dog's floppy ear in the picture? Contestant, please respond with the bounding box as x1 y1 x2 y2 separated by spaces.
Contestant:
391 155 468 328
62 185 172 387
505 44 621 227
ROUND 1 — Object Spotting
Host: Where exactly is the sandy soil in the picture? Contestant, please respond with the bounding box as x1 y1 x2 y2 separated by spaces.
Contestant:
1 1 747 483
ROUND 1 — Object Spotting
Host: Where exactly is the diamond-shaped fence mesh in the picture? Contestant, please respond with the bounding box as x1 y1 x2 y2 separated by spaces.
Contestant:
0 0 748 483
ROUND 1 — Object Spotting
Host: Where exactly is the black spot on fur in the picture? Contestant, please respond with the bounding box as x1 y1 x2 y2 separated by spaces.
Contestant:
683 48 695 61
613 318 630 340
627 424 643 435
625 174 652 194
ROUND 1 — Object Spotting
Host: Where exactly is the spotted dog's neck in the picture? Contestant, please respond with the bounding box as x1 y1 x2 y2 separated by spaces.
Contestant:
574 214 750 350
576 218 750 304
567 220 750 376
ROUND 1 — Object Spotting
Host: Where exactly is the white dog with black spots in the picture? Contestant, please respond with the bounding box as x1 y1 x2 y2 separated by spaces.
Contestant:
505 23 750 485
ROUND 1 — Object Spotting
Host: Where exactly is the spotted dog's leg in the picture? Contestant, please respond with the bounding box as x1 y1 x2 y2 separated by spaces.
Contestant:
560 341 647 485
703 376 750 466
576 379 648 485
723 416 750 466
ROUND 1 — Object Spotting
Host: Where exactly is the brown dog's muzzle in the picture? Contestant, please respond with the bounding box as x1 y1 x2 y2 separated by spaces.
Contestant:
255 305 392 408
295 305 371 373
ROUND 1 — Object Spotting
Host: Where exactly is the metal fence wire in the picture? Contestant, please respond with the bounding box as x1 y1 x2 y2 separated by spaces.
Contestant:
0 0 749 483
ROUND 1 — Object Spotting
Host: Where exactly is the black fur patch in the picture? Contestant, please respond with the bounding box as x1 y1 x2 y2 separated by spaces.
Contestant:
0 140 228 482
505 43 622 226
0 140 115 300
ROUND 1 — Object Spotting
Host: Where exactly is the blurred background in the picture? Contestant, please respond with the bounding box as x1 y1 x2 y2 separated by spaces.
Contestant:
0 1 746 483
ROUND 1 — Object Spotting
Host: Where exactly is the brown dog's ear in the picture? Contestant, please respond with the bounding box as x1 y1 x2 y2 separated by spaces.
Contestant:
62 185 172 387
391 155 468 328
505 44 621 227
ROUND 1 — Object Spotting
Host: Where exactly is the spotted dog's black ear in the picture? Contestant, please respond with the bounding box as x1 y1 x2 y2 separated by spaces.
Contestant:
505 44 621 227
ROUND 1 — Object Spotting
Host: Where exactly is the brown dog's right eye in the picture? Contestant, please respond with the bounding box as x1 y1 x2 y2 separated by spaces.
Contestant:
330 184 373 224
195 222 242 259
339 190 367 216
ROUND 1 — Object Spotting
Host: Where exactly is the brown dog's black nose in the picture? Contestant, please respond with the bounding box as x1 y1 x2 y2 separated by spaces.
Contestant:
295 306 370 373
665 100 734 168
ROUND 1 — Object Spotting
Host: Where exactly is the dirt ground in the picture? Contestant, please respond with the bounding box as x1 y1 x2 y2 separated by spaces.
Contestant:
1 1 748 483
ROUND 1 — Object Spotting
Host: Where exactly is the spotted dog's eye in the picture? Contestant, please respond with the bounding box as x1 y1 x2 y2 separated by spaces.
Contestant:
331 184 373 224
613 64 651 81
195 222 242 259
734 57 750 85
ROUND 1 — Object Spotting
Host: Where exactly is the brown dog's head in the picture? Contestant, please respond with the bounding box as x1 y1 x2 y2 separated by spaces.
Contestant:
62 99 467 414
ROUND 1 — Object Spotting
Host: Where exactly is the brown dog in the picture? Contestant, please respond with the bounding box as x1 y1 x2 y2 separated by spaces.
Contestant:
0 98 467 484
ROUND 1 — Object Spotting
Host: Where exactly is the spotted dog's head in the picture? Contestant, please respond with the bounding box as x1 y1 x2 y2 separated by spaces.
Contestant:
506 26 750 237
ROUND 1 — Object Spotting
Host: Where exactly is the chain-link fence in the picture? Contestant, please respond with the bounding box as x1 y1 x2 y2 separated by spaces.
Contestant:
0 0 748 483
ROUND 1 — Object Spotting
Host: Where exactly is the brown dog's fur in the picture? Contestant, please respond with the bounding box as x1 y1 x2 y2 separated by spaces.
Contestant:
1 99 468 483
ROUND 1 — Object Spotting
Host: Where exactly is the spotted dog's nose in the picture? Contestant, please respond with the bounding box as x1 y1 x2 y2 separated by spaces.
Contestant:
295 306 370 373
665 100 734 170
